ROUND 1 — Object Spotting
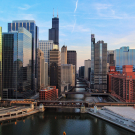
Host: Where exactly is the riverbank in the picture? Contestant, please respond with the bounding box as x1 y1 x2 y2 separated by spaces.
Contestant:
86 108 135 133
0 109 39 122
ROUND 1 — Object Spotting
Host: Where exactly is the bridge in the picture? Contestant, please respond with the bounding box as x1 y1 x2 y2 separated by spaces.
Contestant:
38 100 88 108
62 92 110 96
38 100 135 108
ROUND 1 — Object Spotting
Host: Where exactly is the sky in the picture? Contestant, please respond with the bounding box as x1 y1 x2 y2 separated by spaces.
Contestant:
1 0 135 70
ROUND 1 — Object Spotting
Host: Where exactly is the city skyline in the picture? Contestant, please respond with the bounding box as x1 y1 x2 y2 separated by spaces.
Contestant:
1 0 135 69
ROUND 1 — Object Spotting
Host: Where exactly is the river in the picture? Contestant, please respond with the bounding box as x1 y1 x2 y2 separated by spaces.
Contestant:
0 81 134 135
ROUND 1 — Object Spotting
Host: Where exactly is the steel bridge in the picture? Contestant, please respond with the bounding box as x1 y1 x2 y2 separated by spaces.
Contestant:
38 100 88 108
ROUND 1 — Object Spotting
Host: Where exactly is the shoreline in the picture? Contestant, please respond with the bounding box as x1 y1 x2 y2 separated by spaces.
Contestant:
86 109 135 133
0 109 39 122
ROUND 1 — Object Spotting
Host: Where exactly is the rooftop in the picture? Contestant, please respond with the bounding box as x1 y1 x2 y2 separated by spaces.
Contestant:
104 106 135 121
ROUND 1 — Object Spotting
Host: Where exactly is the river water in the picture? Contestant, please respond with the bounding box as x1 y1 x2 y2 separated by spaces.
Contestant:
0 81 134 135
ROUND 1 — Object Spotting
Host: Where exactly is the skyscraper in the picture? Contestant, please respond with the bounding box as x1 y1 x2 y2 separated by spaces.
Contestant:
61 45 67 64
2 27 32 99
50 49 61 95
84 59 91 80
0 27 2 98
90 34 95 89
8 20 39 92
49 14 59 46
67 50 77 84
37 49 45 90
90 34 107 92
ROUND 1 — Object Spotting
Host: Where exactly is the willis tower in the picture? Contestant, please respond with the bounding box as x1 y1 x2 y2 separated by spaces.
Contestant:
49 11 59 46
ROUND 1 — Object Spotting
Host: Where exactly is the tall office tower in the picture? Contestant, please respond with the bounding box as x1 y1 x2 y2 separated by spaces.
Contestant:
2 27 32 99
79 66 85 78
38 40 54 67
67 51 77 84
61 64 75 86
90 34 95 89
37 49 45 91
84 59 91 80
114 46 135 72
49 14 59 46
107 50 114 66
45 62 48 87
50 49 61 95
0 27 2 98
61 45 67 64
8 20 39 92
90 34 107 92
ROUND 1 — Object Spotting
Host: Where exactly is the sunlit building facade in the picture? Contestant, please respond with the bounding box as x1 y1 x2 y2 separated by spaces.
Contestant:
114 46 135 72
8 20 39 92
2 27 32 99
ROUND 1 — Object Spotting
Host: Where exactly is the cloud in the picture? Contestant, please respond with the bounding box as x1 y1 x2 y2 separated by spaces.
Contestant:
72 19 76 32
74 0 79 13
18 4 31 10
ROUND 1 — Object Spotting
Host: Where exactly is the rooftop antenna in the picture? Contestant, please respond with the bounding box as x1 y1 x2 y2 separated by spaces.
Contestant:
57 9 59 18
53 8 54 17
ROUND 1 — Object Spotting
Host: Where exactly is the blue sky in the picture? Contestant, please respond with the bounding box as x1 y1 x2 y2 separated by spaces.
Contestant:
1 0 135 69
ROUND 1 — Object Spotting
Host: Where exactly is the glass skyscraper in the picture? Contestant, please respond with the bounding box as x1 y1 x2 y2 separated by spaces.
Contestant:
8 20 39 92
49 17 59 46
90 34 107 92
2 27 32 99
0 27 2 98
114 46 135 72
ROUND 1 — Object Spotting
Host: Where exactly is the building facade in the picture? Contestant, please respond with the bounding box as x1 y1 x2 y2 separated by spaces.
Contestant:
37 49 45 91
111 65 135 102
0 27 2 98
39 86 58 100
114 46 135 72
107 50 115 66
67 50 77 84
107 66 120 93
90 34 107 92
8 20 39 92
39 40 54 85
79 66 85 78
61 45 67 64
2 27 32 99
49 16 59 46
50 49 61 95
84 59 91 80
61 64 75 87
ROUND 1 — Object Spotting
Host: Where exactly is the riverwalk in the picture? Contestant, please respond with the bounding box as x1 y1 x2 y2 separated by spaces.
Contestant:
0 106 39 122
86 108 135 133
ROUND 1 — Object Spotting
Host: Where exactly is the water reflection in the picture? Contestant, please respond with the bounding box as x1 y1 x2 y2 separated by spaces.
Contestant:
0 111 134 135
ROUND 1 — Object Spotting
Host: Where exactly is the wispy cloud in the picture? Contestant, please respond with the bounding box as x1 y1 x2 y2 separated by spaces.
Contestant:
72 19 76 32
74 0 79 13
18 4 31 10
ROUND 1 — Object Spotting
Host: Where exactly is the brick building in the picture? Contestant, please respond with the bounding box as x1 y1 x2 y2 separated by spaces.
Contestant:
107 66 120 93
39 86 58 100
111 65 135 102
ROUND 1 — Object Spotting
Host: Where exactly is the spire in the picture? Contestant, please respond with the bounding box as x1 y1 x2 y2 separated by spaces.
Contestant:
57 9 59 18
53 8 54 17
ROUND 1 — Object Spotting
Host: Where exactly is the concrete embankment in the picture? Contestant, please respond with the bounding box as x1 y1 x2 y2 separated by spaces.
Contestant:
0 109 39 122
86 109 135 133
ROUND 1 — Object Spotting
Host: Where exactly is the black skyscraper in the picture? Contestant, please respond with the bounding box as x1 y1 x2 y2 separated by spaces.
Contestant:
49 15 59 46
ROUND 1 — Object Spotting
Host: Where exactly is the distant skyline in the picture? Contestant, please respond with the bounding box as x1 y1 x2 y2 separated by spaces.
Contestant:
1 0 135 69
